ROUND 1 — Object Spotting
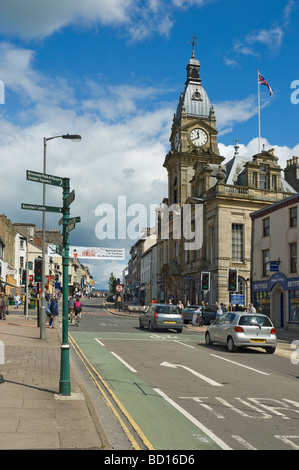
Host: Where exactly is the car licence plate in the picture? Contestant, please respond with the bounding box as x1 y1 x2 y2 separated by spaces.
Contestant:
164 321 176 324
250 339 266 343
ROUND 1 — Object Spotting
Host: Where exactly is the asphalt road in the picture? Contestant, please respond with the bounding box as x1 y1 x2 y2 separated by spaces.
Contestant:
69 298 299 451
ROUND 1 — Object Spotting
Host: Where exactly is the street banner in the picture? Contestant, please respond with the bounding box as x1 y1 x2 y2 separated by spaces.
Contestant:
48 244 125 260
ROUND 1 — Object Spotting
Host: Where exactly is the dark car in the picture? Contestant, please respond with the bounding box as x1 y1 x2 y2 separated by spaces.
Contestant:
194 305 217 325
139 303 184 333
182 305 201 323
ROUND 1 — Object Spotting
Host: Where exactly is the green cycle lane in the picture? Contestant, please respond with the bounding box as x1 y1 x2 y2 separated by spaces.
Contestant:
70 331 230 451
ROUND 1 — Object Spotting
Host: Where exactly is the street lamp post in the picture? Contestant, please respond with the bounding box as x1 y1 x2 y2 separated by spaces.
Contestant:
40 134 82 340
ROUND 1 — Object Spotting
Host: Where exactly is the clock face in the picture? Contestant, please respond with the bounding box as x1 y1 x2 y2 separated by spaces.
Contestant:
190 128 208 147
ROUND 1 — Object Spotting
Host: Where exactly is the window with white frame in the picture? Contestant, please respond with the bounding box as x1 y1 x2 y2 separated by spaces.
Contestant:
232 224 244 262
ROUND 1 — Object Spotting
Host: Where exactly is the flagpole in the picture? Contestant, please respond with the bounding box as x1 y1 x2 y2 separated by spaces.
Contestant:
257 68 261 153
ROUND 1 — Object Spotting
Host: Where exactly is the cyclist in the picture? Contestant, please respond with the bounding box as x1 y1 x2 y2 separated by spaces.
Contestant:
74 297 82 324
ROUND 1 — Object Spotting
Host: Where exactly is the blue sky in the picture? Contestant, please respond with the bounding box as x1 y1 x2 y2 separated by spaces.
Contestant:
0 0 298 288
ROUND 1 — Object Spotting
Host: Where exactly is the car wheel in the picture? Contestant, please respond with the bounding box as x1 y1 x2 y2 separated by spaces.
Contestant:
177 328 183 333
227 336 237 352
139 318 144 329
205 332 213 346
265 347 276 354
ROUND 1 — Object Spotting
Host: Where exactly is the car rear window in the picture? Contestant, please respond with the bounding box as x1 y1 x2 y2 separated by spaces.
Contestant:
238 315 272 327
156 306 181 314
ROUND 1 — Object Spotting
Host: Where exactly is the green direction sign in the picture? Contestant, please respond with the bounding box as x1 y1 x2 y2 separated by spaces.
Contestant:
65 189 75 207
21 203 62 213
26 170 64 187
66 216 81 233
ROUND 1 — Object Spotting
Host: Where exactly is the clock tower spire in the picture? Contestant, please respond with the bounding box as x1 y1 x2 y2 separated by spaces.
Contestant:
164 42 222 205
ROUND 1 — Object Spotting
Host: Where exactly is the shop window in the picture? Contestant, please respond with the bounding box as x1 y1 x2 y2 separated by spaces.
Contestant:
289 290 299 323
254 291 270 317
290 207 297 228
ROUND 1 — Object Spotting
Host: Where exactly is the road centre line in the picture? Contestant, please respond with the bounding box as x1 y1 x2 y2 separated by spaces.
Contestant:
211 354 270 376
111 352 138 373
154 388 232 450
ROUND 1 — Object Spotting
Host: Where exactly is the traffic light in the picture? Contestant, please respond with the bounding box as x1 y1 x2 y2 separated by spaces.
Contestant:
34 258 43 283
201 272 210 291
228 269 238 292
21 269 27 285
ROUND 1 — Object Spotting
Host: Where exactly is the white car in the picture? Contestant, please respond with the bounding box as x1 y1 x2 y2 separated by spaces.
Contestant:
205 312 277 353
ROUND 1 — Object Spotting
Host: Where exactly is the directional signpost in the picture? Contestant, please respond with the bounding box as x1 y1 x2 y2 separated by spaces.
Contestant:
21 203 62 213
26 170 63 186
24 169 81 396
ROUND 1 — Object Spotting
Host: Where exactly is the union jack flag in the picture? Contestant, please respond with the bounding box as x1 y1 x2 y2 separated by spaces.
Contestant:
258 72 273 96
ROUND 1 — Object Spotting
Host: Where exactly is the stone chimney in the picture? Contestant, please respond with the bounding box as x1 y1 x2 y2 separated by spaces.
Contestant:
284 156 299 192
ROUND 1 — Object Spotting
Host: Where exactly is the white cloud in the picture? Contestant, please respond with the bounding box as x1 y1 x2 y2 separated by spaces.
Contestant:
0 0 133 39
213 96 259 135
246 26 284 54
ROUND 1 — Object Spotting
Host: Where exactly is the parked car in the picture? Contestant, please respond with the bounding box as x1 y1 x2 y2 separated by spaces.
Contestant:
205 312 277 353
139 303 184 333
182 305 201 323
194 305 217 325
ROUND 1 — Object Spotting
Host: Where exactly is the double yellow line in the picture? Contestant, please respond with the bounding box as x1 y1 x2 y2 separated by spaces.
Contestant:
68 333 154 451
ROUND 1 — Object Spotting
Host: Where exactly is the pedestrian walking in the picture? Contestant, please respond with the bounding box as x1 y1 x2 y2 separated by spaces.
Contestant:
216 304 223 319
48 298 59 328
248 303 256 313
0 292 8 320
68 296 75 321
14 294 20 309
177 300 184 310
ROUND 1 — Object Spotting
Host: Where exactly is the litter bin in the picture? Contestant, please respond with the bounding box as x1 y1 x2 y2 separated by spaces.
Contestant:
29 298 36 309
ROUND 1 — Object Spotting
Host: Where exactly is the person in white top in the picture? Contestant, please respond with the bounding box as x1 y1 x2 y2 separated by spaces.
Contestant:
248 303 256 313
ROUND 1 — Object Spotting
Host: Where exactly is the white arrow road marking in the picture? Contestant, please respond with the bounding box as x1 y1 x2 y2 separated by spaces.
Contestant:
160 361 223 387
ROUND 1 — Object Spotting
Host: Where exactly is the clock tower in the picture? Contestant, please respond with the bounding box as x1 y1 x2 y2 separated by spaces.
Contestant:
164 44 223 206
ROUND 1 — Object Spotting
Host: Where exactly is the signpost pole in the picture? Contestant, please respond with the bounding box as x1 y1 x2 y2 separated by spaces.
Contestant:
59 177 71 396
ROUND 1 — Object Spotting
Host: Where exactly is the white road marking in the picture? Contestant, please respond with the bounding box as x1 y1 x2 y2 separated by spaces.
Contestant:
211 354 270 375
160 361 222 387
274 435 299 449
154 388 232 450
232 435 257 450
111 352 137 373
174 340 195 349
94 338 105 346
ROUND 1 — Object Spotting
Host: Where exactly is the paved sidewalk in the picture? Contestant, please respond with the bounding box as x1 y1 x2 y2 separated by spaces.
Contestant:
0 307 112 450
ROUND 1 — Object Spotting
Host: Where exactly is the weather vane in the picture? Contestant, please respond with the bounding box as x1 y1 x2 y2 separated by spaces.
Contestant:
189 34 198 57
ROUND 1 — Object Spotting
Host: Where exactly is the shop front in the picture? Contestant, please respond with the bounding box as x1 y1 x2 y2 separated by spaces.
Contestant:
252 273 299 330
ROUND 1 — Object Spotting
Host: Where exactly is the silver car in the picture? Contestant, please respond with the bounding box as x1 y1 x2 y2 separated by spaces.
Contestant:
139 303 184 333
182 305 201 323
205 312 277 353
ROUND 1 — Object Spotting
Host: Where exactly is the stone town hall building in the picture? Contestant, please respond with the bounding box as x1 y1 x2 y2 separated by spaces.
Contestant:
154 48 297 307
